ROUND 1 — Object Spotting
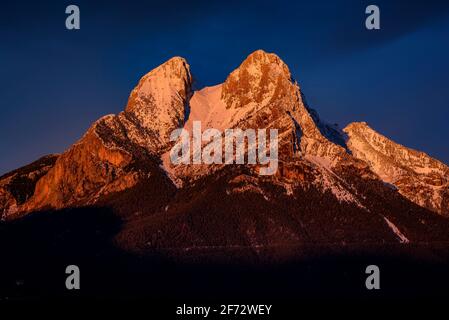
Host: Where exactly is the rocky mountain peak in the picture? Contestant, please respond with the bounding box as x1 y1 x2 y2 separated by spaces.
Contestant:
1 51 448 226
222 50 293 110
344 121 449 215
344 122 372 135
343 121 444 173
238 49 291 78
199 50 347 163
125 56 193 146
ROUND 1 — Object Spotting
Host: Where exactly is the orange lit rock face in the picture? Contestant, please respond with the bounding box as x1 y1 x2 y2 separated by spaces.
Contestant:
222 50 292 109
0 155 58 219
344 122 449 215
219 50 347 163
2 57 193 217
125 56 192 152
22 127 133 212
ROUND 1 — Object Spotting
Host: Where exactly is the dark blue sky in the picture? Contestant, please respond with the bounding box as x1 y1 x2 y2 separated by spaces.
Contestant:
1 0 449 174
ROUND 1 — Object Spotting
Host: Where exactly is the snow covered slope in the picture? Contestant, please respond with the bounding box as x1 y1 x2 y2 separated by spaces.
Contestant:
345 122 449 215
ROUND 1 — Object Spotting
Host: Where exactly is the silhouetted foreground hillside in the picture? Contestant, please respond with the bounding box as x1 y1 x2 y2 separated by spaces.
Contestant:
1 206 449 303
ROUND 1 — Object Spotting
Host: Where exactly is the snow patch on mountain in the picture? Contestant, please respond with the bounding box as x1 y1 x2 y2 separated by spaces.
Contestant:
383 216 410 243
305 155 366 209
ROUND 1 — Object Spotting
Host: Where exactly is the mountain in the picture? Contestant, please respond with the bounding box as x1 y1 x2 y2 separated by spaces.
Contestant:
344 122 449 215
9 57 191 216
0 155 58 217
1 50 449 254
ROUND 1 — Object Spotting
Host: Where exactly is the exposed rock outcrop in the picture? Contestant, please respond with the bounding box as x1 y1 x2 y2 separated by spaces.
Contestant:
345 122 449 215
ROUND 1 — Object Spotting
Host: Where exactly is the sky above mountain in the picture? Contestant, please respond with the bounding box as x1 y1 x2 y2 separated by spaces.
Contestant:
1 0 449 175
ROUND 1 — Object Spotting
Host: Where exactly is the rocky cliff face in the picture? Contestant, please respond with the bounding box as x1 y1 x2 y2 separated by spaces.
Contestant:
0 155 58 218
1 49 448 250
6 57 192 216
344 122 449 215
125 56 192 153
163 50 351 183
219 49 347 161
